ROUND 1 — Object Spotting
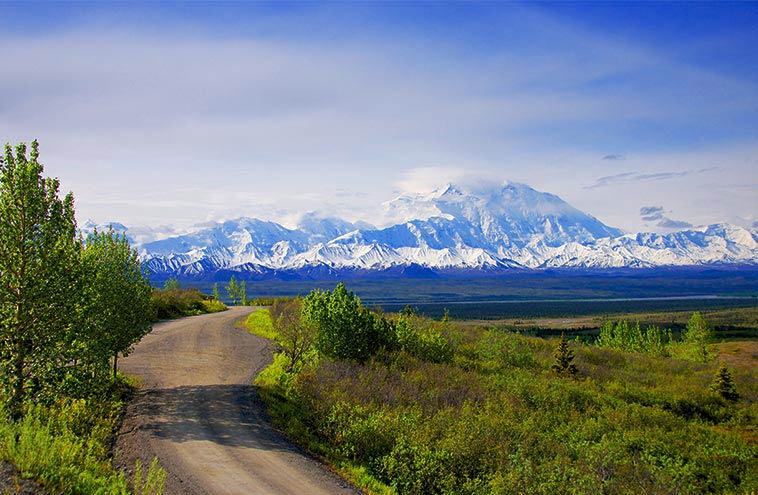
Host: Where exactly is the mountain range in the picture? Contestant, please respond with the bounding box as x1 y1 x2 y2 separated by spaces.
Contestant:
83 182 758 280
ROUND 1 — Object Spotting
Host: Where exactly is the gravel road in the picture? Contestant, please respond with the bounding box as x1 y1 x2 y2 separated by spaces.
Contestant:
114 307 360 495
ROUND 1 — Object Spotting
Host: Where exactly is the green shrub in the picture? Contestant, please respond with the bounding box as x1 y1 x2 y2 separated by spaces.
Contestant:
200 298 227 313
475 330 536 371
151 287 222 320
303 283 394 362
395 314 453 364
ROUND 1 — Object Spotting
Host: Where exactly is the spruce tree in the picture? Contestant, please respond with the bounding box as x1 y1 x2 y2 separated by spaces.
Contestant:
551 332 578 377
711 365 740 402
211 282 220 301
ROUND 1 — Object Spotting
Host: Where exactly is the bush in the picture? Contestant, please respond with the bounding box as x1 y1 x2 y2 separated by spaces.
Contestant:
200 298 227 313
395 315 453 364
151 287 224 320
303 283 393 362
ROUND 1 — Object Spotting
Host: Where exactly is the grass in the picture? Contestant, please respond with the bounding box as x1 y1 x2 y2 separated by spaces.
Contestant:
244 309 278 340
476 306 758 331
0 376 165 495
716 340 758 370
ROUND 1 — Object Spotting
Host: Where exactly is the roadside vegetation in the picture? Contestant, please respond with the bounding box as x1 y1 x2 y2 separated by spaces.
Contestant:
247 283 757 495
0 141 164 493
151 279 226 320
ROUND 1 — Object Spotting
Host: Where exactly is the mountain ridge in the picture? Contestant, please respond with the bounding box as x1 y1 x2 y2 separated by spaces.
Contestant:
82 182 758 280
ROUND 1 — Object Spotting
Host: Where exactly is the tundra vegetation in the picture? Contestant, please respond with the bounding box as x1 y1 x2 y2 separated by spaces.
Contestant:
248 283 757 495
0 141 164 494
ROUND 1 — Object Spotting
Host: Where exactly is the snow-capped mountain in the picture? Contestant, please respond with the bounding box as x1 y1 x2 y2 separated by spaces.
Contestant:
384 183 622 248
119 182 757 280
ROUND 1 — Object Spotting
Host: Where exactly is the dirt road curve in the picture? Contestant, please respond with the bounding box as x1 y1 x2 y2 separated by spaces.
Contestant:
114 307 360 495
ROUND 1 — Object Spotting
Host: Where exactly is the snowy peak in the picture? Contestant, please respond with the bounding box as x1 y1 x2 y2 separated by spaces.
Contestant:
385 182 621 248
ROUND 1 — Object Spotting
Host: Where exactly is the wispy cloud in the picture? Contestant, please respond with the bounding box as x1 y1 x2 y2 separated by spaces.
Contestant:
585 167 718 190
640 206 665 221
657 218 693 229
584 172 636 189
639 205 692 230
602 154 625 161
635 171 689 181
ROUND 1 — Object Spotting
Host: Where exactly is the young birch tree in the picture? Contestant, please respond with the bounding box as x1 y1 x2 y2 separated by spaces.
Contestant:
81 229 153 379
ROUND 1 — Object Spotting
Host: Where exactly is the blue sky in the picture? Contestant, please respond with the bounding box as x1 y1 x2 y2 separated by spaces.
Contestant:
1 1 757 235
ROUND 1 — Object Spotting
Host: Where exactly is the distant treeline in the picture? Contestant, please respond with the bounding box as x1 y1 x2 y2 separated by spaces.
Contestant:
381 297 758 321
157 268 758 304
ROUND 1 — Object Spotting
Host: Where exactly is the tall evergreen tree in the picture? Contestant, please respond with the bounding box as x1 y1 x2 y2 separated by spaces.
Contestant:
551 332 578 377
211 282 220 301
711 365 740 402
240 281 247 306
0 141 80 419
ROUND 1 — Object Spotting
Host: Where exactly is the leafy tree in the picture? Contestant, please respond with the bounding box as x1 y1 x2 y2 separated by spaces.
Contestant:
551 332 578 377
683 312 713 362
711 365 739 402
302 283 385 362
211 282 220 301
226 276 240 306
240 281 248 306
163 278 180 291
81 229 153 379
0 141 80 419
270 297 316 372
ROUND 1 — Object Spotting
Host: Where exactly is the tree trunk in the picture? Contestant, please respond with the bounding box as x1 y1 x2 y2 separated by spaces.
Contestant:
9 353 25 421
